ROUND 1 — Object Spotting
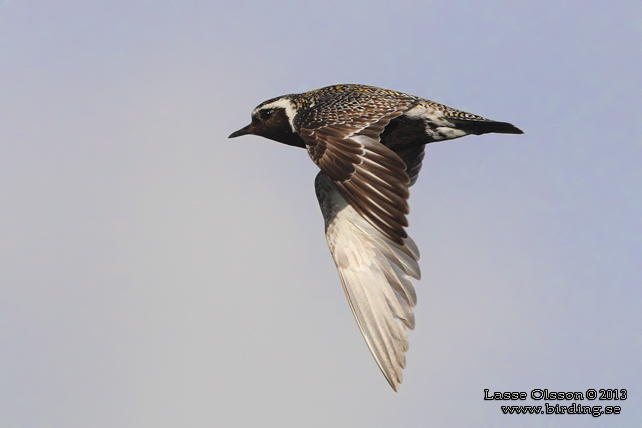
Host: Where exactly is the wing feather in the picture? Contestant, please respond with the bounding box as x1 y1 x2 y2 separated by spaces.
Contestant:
315 173 420 391
395 145 426 188
296 92 415 244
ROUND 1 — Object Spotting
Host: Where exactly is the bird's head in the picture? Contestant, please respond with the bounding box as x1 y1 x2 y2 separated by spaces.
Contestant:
229 96 304 147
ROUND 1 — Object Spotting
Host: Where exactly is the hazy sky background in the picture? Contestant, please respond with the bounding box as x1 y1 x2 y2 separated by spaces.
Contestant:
1 1 640 427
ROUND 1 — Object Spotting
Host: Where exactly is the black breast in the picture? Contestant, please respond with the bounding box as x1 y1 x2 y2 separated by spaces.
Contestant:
379 116 431 152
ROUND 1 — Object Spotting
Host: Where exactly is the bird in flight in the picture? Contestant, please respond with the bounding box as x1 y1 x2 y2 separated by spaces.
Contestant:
229 84 523 391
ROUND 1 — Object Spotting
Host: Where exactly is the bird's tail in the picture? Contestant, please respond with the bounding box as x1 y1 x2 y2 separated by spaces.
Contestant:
448 118 524 135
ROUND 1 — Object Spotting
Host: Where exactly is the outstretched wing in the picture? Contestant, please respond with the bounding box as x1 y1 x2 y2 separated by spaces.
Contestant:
296 91 416 245
315 172 420 391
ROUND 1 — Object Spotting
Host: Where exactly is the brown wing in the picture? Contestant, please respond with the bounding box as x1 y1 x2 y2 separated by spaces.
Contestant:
295 92 415 244
395 145 426 188
315 172 420 391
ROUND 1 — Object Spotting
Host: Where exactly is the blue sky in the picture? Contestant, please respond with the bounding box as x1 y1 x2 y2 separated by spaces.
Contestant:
1 1 640 427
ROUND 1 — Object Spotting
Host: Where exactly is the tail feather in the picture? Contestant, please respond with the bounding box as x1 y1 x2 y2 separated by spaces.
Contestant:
448 118 524 135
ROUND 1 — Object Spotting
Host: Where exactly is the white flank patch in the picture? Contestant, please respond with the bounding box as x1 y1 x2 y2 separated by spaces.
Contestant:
253 98 297 131
404 104 442 119
405 104 467 140
435 127 467 139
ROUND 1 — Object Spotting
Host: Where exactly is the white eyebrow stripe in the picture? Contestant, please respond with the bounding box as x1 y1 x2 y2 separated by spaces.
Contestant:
253 98 297 132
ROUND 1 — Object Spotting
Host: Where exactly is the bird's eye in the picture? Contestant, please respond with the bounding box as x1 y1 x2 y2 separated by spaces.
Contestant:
259 109 273 120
